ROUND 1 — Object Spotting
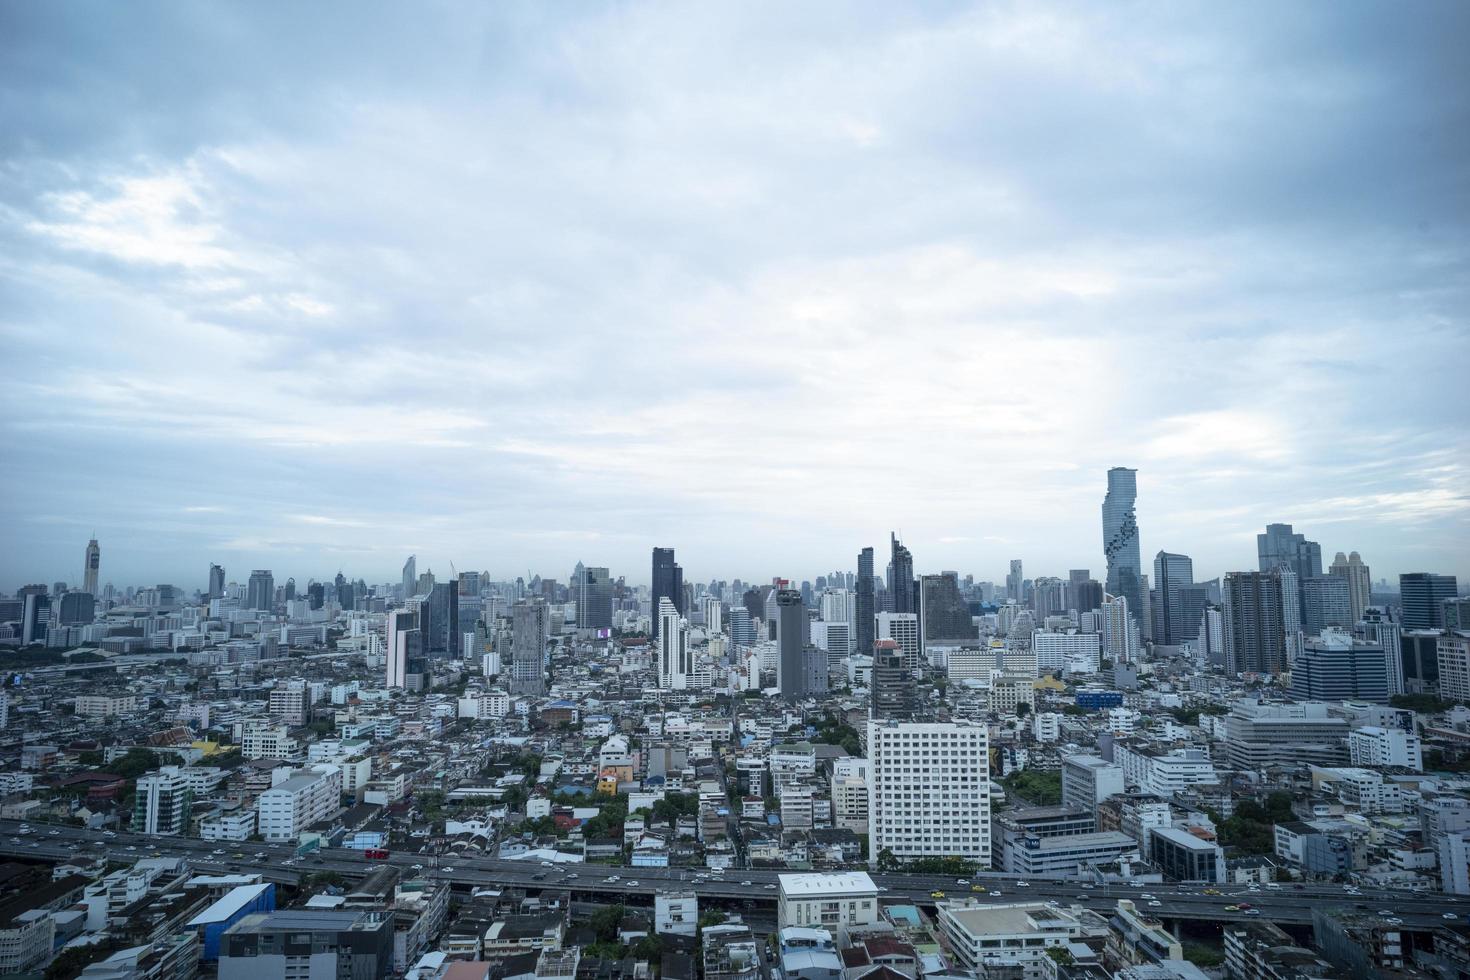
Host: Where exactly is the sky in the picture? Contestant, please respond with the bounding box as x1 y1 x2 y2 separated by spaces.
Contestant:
2 1 1468 593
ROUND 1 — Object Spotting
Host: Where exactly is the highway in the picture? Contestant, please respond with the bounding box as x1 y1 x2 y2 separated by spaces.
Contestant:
2 820 1462 930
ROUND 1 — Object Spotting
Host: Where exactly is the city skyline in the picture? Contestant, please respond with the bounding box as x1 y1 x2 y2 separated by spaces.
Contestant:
3 3 1468 589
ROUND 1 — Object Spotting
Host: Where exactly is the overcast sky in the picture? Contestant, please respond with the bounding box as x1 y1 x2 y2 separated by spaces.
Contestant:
2 1 1467 593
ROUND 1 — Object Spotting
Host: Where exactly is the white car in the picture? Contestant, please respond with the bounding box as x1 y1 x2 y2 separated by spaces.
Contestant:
764 883 777 890
1015 882 1029 888
1148 901 1162 908
1443 913 1458 920
627 881 640 887
740 880 753 887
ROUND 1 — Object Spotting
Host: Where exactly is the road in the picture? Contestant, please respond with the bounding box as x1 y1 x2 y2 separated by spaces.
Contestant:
2 820 1461 930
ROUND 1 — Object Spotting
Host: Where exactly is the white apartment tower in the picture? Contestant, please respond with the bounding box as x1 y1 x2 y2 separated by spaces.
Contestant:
868 719 991 867
658 598 691 690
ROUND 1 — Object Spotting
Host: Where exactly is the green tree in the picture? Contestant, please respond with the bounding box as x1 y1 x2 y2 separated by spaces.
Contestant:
112 748 162 781
699 910 728 929
631 935 663 962
1014 702 1031 719
589 904 626 943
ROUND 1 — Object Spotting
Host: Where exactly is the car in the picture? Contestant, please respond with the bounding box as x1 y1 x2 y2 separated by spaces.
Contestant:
741 881 753 887
541 861 554 867
1225 905 1239 912
970 885 987 893
1148 901 1162 908
1204 889 1221 896
628 881 640 887
533 873 546 880
956 879 969 885
1015 881 1029 888
1378 910 1394 918
1387 918 1403 925
254 852 267 859
1080 884 1095 890
1140 894 1155 900
930 891 946 899
48 830 59 836
604 877 617 883
212 849 225 855
1445 913 1459 920
126 845 137 851
443 866 456 872
102 831 116 838
232 852 244 858
1246 909 1262 916
566 873 578 880
609 876 621 882
763 883 777 890
1129 880 1144 888
1238 904 1252 911
990 890 1002 897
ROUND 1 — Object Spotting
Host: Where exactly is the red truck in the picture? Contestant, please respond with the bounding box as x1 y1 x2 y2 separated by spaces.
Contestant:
364 848 390 860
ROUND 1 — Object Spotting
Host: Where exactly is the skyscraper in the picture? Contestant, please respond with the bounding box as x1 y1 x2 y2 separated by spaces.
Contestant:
247 570 274 611
385 608 418 689
657 598 691 689
576 565 613 630
651 547 683 639
402 555 417 599
1102 467 1142 625
1151 551 1194 646
1400 573 1459 630
413 581 459 656
208 563 225 599
1302 576 1353 633
83 538 99 595
919 573 974 645
510 599 548 695
1006 560 1024 603
1257 523 1323 580
1222 571 1288 675
888 534 915 615
1329 551 1372 624
856 547 875 658
870 641 917 720
776 588 807 699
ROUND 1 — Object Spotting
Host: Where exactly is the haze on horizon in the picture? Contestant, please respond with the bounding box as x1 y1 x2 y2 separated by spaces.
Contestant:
1 1 1467 592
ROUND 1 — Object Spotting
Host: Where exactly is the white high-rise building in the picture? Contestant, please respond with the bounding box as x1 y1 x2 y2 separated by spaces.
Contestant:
1103 595 1137 662
876 612 921 670
658 598 691 690
83 538 99 595
868 719 991 867
1033 631 1101 675
701 595 723 632
820 588 856 629
1438 633 1470 704
385 609 416 689
134 767 194 835
1329 551 1373 625
831 757 870 835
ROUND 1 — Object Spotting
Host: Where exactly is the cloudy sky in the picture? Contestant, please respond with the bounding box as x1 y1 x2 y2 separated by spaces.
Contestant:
2 2 1467 593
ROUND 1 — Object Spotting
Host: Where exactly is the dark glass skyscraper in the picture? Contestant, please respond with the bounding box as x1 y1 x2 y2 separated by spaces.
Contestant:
247 570 274 611
208 563 225 599
414 581 460 656
1400 573 1458 630
888 533 915 615
919 573 974 643
651 547 682 638
856 546 875 657
1152 551 1194 646
775 588 807 699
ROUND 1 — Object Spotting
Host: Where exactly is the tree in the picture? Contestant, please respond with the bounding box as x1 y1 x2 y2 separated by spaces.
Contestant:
112 748 162 781
876 848 901 873
590 904 626 943
1015 702 1031 720
631 935 663 962
699 910 728 929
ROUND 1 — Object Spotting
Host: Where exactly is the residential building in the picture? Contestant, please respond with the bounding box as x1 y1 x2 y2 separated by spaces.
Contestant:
256 765 343 842
218 910 391 980
1348 726 1422 770
939 901 1091 978
1439 632 1470 704
776 872 879 932
133 767 194 835
1223 701 1349 770
867 720 990 866
1062 756 1125 812
1289 630 1388 702
1150 827 1225 883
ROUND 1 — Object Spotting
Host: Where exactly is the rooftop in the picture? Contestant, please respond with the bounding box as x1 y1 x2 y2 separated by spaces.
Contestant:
778 872 877 898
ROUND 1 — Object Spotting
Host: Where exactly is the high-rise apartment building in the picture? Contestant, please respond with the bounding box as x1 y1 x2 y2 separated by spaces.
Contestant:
1302 575 1353 633
134 767 193 835
510 599 548 695
1400 573 1459 630
657 598 691 689
870 642 917 721
1103 467 1142 630
1329 551 1372 624
1061 755 1125 812
856 547 875 657
651 547 683 639
868 719 990 866
208 563 225 599
246 570 274 611
1439 633 1470 705
384 609 419 689
728 606 755 649
1222 570 1288 675
83 538 99 595
1257 522 1323 579
876 611 921 671
1151 551 1194 646
919 573 974 646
